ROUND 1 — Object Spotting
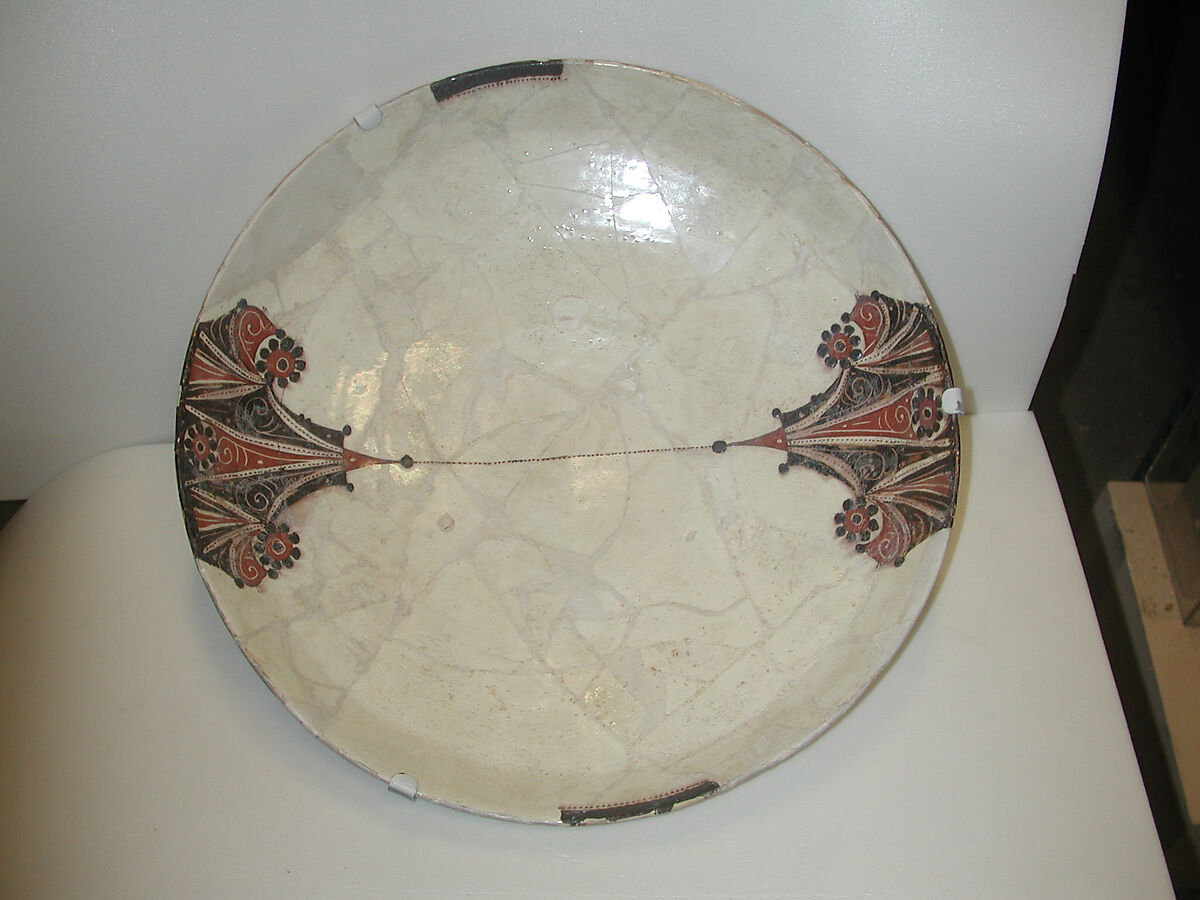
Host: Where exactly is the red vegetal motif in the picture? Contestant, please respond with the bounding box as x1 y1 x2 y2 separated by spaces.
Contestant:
233 305 277 369
231 536 269 588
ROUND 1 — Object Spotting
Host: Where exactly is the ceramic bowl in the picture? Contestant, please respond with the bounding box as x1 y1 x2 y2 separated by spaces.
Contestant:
175 60 959 824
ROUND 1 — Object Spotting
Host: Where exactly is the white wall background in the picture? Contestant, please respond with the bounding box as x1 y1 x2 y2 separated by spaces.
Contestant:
0 0 1125 498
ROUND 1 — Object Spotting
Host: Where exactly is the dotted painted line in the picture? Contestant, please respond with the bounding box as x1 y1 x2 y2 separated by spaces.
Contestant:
399 445 712 468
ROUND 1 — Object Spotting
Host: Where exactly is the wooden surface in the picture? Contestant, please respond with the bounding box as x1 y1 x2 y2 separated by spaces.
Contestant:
1107 481 1200 825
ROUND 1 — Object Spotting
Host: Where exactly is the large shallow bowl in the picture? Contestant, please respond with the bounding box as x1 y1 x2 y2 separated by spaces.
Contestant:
175 60 959 824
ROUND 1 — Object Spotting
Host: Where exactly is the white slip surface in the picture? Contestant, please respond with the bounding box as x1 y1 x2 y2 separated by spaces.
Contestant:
0 413 1172 898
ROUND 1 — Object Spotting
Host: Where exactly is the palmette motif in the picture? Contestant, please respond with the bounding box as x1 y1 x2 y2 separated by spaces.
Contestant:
176 300 393 587
720 290 958 566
